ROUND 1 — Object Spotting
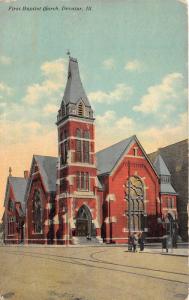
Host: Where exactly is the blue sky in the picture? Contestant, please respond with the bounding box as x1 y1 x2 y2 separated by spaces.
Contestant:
0 0 188 217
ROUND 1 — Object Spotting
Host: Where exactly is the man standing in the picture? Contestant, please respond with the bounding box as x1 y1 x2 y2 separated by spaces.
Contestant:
138 231 145 251
132 232 138 252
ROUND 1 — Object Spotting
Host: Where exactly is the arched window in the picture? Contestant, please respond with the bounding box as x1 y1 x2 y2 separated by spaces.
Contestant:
76 172 89 191
60 141 68 165
76 128 82 162
76 140 82 162
76 128 82 138
125 176 144 231
32 190 43 233
84 130 90 139
77 102 84 116
83 141 90 163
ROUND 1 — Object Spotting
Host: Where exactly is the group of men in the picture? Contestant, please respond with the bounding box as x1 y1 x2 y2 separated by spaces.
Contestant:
129 231 145 252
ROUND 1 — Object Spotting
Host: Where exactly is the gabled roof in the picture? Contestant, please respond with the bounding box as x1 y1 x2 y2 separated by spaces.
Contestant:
153 154 171 176
96 136 134 175
34 155 57 192
62 57 91 107
9 177 27 210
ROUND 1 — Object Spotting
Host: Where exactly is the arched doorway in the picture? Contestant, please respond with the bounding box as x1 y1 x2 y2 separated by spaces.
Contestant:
76 205 92 237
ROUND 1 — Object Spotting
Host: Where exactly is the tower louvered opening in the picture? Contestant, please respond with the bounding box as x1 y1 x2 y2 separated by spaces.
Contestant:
78 102 84 116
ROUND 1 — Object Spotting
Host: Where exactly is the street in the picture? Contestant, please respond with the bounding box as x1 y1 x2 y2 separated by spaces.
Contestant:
0 245 188 300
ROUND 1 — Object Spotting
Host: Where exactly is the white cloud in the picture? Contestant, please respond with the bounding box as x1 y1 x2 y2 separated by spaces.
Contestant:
177 0 187 5
41 59 66 81
23 58 67 105
116 116 134 129
43 103 59 115
133 73 186 113
125 60 143 72
0 120 42 145
102 58 115 70
0 124 57 219
96 110 116 124
0 81 13 95
0 102 6 108
0 55 12 65
0 0 17 2
95 109 187 154
88 84 133 104
138 112 188 152
96 111 135 150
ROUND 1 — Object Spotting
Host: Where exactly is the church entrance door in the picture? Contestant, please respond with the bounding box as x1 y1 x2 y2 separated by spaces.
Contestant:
76 205 92 237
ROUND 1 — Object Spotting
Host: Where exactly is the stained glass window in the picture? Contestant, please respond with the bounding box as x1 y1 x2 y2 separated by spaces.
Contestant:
33 190 43 233
126 176 145 231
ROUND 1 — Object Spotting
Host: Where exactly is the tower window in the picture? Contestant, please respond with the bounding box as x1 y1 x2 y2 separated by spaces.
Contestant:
81 172 85 189
61 141 68 165
64 129 68 139
76 128 82 138
76 171 80 189
83 141 90 163
78 102 84 116
75 128 90 163
76 140 82 162
76 172 89 191
84 130 90 139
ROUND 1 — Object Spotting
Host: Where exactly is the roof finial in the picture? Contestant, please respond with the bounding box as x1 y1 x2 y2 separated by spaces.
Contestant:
66 49 71 58
9 166 12 177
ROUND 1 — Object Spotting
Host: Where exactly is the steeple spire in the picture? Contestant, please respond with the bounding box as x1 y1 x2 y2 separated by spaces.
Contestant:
63 57 91 107
57 56 93 124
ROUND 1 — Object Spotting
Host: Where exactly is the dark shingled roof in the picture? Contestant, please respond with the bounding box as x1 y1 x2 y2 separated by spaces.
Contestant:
34 155 57 192
9 177 27 210
62 57 91 107
96 136 134 175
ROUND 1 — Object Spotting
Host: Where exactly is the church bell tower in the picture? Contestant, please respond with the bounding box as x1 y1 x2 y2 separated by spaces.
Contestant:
56 56 101 244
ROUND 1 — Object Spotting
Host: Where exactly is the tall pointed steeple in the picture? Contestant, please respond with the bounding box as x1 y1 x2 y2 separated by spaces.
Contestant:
56 55 100 245
57 57 93 124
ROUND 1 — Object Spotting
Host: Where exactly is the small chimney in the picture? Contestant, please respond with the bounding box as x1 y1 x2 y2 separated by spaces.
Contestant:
24 170 29 179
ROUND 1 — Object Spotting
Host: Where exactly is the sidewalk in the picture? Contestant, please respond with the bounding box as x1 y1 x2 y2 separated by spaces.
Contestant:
0 242 188 256
141 247 188 257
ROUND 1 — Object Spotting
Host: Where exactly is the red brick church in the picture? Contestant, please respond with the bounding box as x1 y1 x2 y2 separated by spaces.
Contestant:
3 57 179 245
